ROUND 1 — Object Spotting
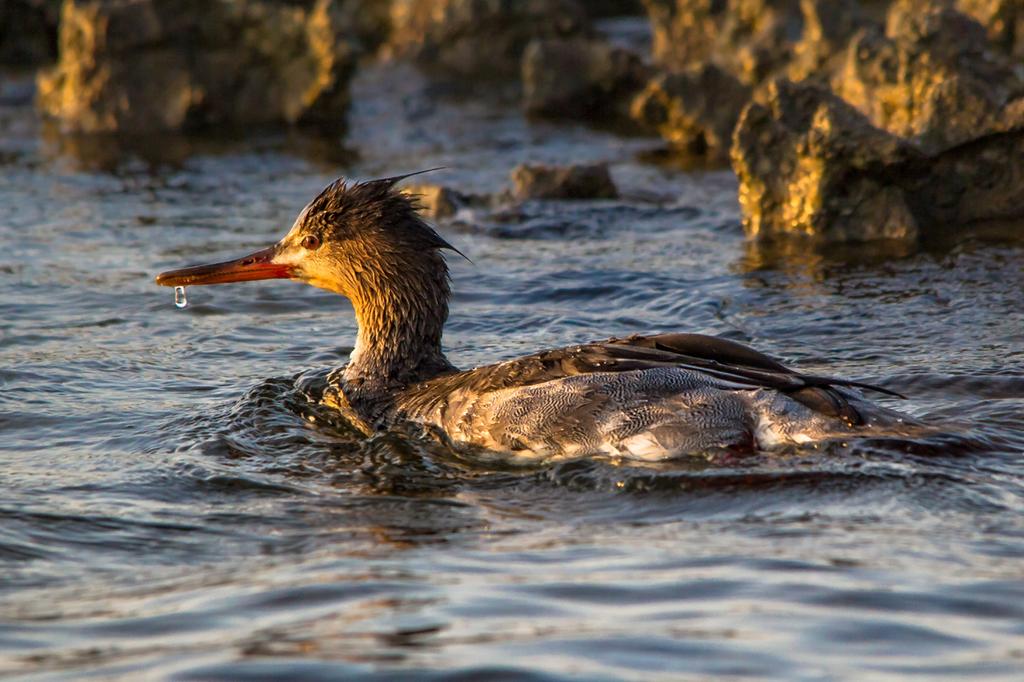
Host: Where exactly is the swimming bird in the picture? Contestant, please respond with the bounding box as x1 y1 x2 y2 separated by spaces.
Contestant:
155 174 906 460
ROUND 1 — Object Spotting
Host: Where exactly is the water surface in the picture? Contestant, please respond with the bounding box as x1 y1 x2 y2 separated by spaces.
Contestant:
2 62 1023 680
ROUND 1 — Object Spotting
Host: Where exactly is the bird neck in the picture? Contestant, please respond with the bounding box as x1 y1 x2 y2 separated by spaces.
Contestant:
342 251 455 391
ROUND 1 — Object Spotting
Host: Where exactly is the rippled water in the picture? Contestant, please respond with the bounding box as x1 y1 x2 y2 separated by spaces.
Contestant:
2 56 1024 680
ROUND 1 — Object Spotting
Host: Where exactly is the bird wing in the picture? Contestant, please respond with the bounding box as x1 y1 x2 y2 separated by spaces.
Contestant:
402 333 901 425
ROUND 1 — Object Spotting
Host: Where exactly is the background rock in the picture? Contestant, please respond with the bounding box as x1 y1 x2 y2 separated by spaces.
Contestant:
387 0 588 78
957 0 1024 59
903 127 1024 229
833 0 1024 152
522 37 649 120
22 0 1024 243
786 0 877 83
335 0 394 55
630 64 751 162
36 0 358 133
643 0 802 86
511 162 619 200
402 183 468 220
732 79 922 242
581 0 645 18
732 78 1024 242
0 0 61 67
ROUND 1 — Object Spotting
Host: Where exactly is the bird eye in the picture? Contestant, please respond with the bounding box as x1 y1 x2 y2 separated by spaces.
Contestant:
301 234 321 250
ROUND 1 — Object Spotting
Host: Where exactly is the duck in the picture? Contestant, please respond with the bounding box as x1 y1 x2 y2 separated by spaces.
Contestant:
155 173 906 461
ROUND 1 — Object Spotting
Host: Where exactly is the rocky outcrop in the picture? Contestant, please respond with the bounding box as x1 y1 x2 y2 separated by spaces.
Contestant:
786 0 878 83
643 0 802 86
37 0 358 133
511 162 618 200
0 0 60 67
630 64 751 162
402 183 469 220
522 37 648 119
336 0 393 55
732 79 920 242
634 0 835 163
387 0 588 78
731 79 1024 242
583 0 644 17
833 0 1024 153
908 125 1024 230
506 0 926 164
957 0 1024 58
641 0 1024 240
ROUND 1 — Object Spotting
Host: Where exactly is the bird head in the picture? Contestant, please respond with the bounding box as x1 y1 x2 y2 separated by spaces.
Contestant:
155 171 460 301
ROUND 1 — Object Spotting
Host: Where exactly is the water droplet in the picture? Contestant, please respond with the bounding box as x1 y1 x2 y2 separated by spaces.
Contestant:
174 286 187 308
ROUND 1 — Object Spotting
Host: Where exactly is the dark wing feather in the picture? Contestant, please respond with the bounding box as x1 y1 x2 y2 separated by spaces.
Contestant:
606 333 904 424
403 333 902 424
610 333 905 398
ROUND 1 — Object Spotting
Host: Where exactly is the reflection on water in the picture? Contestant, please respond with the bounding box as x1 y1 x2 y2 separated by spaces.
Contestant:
738 237 921 277
34 118 358 174
1 60 1023 680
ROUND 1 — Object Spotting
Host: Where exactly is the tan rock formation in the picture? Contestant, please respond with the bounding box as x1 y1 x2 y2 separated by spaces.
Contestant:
511 162 619 200
37 0 358 133
522 37 648 119
833 0 1024 152
732 79 1024 242
644 0 801 86
630 64 751 162
387 0 588 78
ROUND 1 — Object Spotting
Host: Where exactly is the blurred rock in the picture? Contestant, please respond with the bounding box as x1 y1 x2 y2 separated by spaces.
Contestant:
834 0 1024 152
511 162 618 200
957 0 1024 59
643 0 899 85
37 0 358 133
0 0 60 67
643 0 802 86
732 78 1024 242
522 37 648 120
639 0 1024 241
908 121 1024 229
387 0 588 78
583 0 644 17
337 0 393 55
630 64 750 163
403 183 467 220
787 0 877 83
643 0 1021 93
635 0 803 157
732 79 921 242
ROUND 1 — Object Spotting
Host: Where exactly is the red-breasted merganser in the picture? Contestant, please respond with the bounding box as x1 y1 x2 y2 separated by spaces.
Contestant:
155 174 905 460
